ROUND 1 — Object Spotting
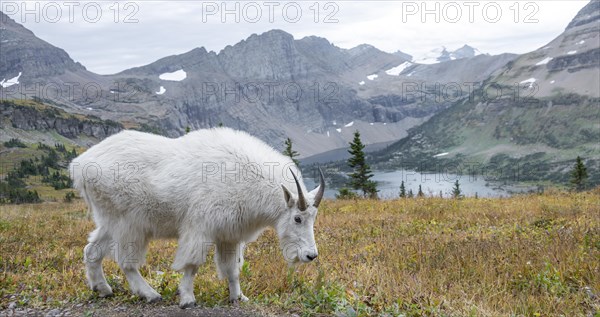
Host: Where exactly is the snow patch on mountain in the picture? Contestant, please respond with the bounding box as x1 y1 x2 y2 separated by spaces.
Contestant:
520 78 536 84
535 57 553 65
520 78 536 89
385 62 413 76
367 74 378 80
0 72 22 88
156 86 166 95
344 121 354 127
159 69 187 81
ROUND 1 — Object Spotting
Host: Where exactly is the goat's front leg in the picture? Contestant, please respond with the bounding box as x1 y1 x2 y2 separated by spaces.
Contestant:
215 242 248 304
178 264 199 308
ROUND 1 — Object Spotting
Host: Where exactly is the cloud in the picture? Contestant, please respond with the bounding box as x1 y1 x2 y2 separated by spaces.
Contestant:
1 0 589 74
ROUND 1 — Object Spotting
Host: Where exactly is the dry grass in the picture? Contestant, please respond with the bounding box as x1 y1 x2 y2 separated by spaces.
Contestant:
1 190 599 316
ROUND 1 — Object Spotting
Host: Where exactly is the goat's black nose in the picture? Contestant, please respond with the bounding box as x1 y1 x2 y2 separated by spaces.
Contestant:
306 254 318 261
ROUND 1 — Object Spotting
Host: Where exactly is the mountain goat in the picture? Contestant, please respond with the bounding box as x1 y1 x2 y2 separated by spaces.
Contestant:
70 127 325 308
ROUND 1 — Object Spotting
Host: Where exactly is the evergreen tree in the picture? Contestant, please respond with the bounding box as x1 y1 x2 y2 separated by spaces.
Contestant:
185 126 191 134
336 187 358 199
570 156 588 191
399 181 406 198
347 131 377 198
66 148 78 161
64 191 76 203
452 180 462 198
417 185 424 197
3 138 26 148
407 189 414 198
282 137 300 166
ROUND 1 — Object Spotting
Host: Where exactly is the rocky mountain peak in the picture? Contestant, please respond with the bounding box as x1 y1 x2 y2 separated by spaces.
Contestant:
346 44 379 57
234 29 294 48
1 11 34 37
454 45 478 56
0 10 85 80
298 35 333 48
413 45 483 64
566 0 599 30
393 50 413 61
437 45 482 62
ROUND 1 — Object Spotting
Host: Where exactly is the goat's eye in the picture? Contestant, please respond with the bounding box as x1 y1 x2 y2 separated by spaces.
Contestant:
294 216 302 224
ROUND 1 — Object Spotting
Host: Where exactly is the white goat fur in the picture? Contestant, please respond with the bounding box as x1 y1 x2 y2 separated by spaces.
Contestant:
70 127 321 307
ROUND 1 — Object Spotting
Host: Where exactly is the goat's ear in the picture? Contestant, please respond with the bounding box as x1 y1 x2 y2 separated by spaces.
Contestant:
281 184 295 208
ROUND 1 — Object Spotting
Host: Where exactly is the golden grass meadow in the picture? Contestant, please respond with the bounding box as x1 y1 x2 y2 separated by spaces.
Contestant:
1 190 599 316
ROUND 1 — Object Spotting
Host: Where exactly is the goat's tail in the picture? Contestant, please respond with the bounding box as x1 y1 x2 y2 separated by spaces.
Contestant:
81 182 93 220
70 161 93 220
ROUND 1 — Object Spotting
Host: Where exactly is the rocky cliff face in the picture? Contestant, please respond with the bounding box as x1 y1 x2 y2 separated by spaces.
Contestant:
547 47 600 72
0 100 122 140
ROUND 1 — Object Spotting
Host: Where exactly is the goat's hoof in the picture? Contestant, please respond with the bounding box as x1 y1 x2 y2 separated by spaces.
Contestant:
179 300 196 309
146 295 162 303
230 295 248 306
92 284 113 298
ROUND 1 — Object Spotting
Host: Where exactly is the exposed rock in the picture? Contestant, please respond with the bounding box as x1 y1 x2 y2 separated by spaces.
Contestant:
0 100 122 139
0 12 86 81
566 0 599 30
547 47 600 72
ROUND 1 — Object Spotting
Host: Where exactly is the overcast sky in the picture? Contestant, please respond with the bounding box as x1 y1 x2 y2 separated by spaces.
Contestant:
2 1 589 74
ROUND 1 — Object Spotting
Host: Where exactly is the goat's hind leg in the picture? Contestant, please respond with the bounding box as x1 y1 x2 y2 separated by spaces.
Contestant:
114 234 162 303
84 227 113 297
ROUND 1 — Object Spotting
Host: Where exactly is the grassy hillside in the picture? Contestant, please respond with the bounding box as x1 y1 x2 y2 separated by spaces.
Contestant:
1 192 598 316
0 140 80 203
371 89 600 187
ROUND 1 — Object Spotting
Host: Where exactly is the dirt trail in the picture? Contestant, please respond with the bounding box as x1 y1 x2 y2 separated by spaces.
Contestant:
0 302 282 317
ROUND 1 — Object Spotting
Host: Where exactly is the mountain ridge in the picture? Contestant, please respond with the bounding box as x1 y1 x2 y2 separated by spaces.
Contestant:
364 0 600 185
1 15 520 157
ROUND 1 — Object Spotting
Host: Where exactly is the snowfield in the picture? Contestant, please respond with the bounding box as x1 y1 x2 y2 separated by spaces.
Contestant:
159 69 187 81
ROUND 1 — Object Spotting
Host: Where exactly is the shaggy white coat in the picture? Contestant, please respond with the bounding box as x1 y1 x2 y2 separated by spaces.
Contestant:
70 127 320 307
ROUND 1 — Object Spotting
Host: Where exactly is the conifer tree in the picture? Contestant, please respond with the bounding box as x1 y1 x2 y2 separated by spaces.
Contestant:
282 137 300 166
452 180 462 198
399 181 406 198
347 131 377 198
570 156 588 191
417 185 424 197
